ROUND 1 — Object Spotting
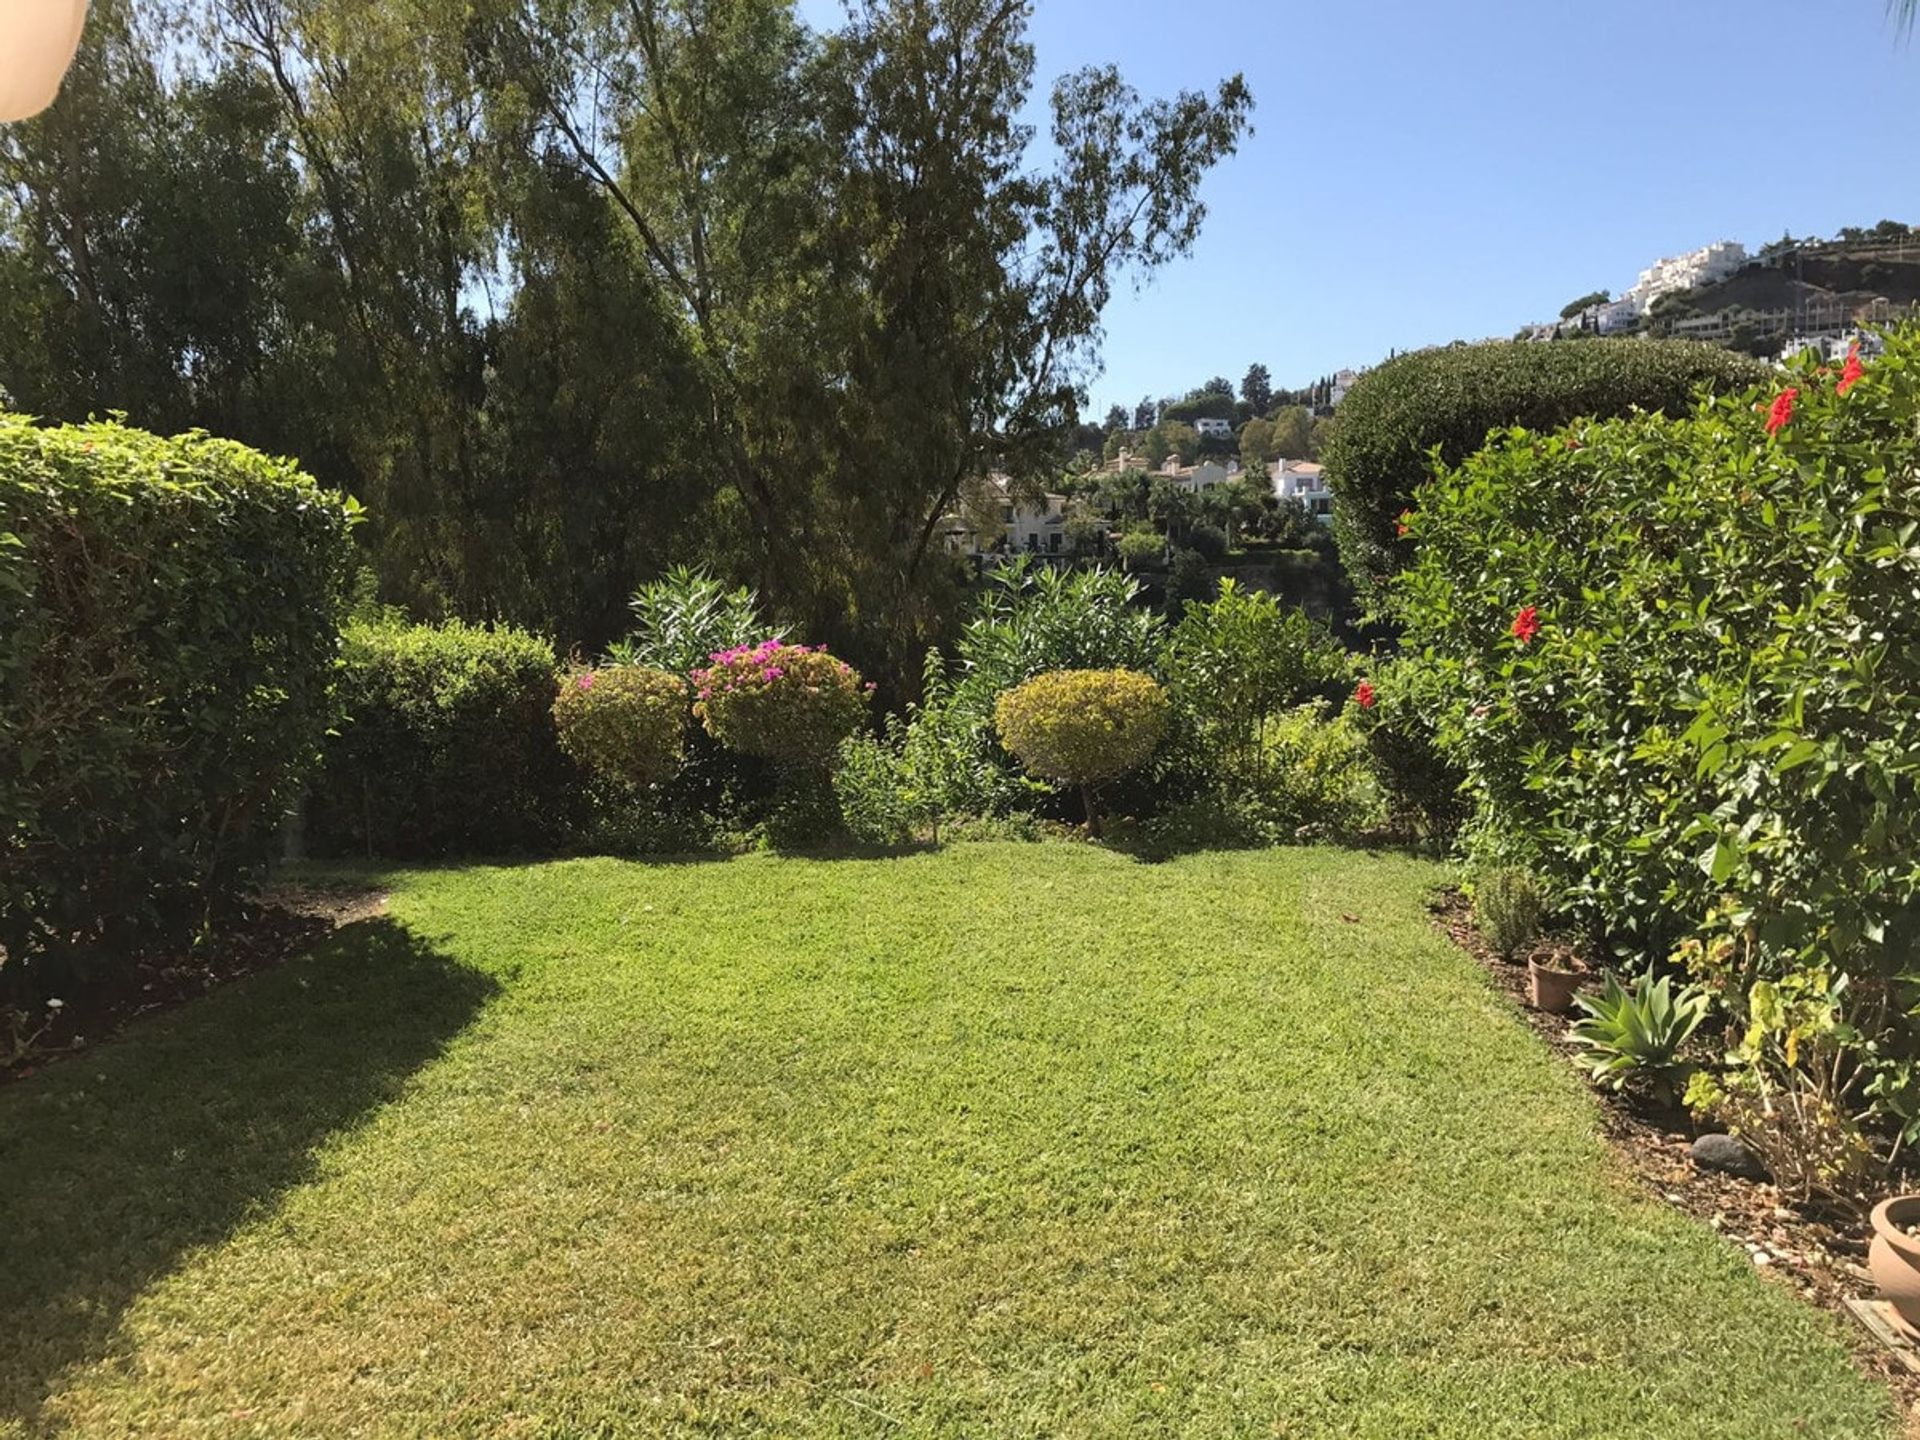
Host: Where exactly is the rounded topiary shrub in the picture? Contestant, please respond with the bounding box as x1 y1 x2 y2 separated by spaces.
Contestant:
993 668 1170 834
692 640 871 765
553 664 688 788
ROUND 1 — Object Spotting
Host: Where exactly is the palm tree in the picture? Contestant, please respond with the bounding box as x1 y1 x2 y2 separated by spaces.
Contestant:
1896 0 1916 34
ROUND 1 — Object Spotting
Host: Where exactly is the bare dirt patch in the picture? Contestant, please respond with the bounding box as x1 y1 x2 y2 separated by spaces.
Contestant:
3 879 388 1087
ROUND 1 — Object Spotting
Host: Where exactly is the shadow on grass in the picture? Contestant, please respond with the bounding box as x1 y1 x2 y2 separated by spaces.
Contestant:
0 917 497 1428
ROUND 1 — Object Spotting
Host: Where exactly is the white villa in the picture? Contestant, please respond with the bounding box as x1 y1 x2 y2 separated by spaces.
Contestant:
1270 458 1332 522
1160 453 1236 493
1194 416 1234 440
941 474 1069 557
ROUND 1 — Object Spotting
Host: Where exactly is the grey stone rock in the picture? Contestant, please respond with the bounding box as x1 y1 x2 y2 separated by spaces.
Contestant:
1690 1132 1768 1181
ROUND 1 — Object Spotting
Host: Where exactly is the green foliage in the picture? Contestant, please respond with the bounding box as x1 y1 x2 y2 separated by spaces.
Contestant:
1326 339 1766 602
1400 325 1920 1170
309 620 568 860
1117 527 1164 569
0 415 353 997
610 567 774 676
1247 701 1383 841
0 0 1252 681
1352 655 1470 842
994 669 1170 832
1569 969 1710 1102
552 665 688 788
1165 581 1350 774
1473 868 1545 961
1164 547 1216 613
693 641 870 765
834 726 928 847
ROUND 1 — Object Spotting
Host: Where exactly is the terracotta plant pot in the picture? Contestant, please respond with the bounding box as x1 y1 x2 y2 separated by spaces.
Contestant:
1869 1195 1920 1335
1526 953 1583 1012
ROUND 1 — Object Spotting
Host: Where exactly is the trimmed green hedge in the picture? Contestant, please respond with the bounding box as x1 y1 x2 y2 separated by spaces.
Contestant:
1 417 354 996
1325 339 1766 601
308 621 570 859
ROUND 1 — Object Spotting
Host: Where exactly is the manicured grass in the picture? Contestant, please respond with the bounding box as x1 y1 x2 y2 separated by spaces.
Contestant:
0 845 1895 1437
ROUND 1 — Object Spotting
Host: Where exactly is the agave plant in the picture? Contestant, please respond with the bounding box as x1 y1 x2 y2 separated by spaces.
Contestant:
1569 969 1712 1104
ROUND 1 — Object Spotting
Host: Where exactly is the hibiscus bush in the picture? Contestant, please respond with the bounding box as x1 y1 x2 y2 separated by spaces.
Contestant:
994 669 1170 834
552 665 688 788
693 640 871 764
1399 328 1920 1192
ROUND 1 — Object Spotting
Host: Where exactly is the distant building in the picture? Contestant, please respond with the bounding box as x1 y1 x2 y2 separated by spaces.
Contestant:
1270 459 1332 522
1328 369 1360 407
1194 416 1234 440
1621 240 1748 316
941 474 1069 557
1160 454 1235 493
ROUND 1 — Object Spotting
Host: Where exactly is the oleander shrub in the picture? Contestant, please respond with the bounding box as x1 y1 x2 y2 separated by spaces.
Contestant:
1399 326 1920 1173
610 566 776 675
1 417 354 998
692 640 871 764
553 665 688 788
994 669 1169 834
1326 339 1765 602
309 620 568 858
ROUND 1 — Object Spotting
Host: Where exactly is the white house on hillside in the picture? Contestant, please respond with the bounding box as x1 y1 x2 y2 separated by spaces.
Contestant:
1270 459 1332 522
941 474 1069 557
1194 416 1233 440
1161 454 1235 493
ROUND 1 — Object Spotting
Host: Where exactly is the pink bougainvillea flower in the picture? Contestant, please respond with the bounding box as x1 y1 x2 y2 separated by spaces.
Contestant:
765 666 784 679
576 672 596 691
1510 605 1540 644
1838 348 1866 397
1764 387 1798 436
1354 680 1377 709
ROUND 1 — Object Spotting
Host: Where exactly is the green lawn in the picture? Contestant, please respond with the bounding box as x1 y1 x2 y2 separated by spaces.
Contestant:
0 845 1895 1437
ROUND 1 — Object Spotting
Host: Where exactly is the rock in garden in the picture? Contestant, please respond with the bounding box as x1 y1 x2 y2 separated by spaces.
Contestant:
1690 1132 1768 1181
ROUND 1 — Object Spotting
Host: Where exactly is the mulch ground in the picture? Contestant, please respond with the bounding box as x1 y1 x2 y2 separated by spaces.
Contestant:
1430 889 1920 1423
2 880 387 1088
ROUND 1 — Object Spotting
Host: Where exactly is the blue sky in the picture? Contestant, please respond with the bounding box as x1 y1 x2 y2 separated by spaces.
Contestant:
806 0 1920 414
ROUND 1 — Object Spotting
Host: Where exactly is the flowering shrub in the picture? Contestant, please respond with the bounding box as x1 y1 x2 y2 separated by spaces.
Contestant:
1398 326 1920 1177
552 665 688 788
994 669 1169 834
692 640 870 764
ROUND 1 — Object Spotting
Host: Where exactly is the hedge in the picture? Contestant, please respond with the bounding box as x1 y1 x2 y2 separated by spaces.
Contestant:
1 417 354 997
1397 328 1920 1191
1324 339 1766 602
307 620 570 858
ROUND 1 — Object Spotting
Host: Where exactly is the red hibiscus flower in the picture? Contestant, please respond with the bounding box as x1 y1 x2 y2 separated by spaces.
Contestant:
1764 387 1798 436
1511 606 1540 644
1355 680 1377 709
1838 348 1866 397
